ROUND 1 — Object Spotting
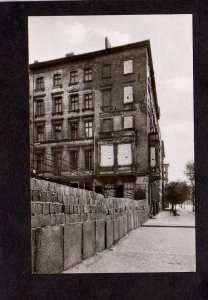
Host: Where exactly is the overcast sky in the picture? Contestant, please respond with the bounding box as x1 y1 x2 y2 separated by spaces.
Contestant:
28 15 194 181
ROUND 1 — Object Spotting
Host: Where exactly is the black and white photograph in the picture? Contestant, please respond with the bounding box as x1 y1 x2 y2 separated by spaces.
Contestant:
29 15 195 274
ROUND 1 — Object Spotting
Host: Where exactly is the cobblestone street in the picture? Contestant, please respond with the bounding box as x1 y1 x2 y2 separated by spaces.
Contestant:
64 206 195 273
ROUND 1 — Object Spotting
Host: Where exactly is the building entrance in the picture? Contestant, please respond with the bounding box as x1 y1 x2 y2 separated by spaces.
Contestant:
116 185 124 198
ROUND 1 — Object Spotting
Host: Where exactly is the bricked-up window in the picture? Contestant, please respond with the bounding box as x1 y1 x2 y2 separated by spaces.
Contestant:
100 145 114 167
36 125 45 142
54 123 62 140
84 93 93 109
84 68 92 82
36 99 45 117
102 118 112 132
70 71 78 84
85 149 93 170
70 94 79 111
53 73 62 86
123 60 133 74
84 121 93 137
102 89 111 107
123 116 133 129
53 151 62 174
150 146 156 167
102 64 111 78
54 96 62 114
117 143 132 166
70 151 78 169
36 77 44 90
70 122 78 139
36 152 45 173
124 86 133 103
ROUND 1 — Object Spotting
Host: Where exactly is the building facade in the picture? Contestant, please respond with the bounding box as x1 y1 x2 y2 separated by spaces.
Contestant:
29 39 165 214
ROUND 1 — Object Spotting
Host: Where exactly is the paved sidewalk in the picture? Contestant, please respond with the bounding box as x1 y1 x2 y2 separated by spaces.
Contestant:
143 206 195 227
63 208 196 273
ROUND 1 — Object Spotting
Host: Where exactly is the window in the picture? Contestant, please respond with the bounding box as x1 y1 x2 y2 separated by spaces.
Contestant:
84 121 93 137
36 152 45 173
123 116 133 129
53 96 62 114
36 99 45 117
124 86 133 103
70 151 78 169
70 122 78 139
102 64 111 78
53 74 62 86
102 118 112 132
84 93 93 109
124 182 134 189
36 77 44 90
84 68 92 82
70 71 78 84
150 146 156 167
36 125 44 142
70 94 79 111
123 60 133 74
53 151 62 174
117 144 132 166
113 116 122 131
85 149 93 170
102 89 111 107
54 123 62 140
100 145 114 167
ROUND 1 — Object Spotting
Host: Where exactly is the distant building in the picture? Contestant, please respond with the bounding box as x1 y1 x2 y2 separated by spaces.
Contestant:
29 39 165 214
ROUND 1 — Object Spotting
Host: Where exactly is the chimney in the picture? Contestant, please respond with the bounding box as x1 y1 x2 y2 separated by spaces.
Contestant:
34 60 39 64
105 37 111 49
65 52 75 57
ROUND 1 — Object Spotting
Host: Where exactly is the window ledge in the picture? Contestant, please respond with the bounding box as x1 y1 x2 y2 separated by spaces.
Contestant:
68 82 79 86
53 84 63 88
68 109 80 113
82 108 94 112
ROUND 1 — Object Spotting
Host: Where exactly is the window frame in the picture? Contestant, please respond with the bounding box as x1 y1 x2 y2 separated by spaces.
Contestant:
36 124 45 142
102 88 111 107
70 70 78 84
36 99 45 117
123 86 134 104
102 118 112 132
84 93 93 109
35 151 45 173
84 120 93 138
69 94 79 111
53 73 62 87
123 115 134 130
70 121 79 139
53 122 63 140
53 96 63 115
70 150 79 170
36 77 44 90
85 148 93 170
52 150 63 174
84 68 93 82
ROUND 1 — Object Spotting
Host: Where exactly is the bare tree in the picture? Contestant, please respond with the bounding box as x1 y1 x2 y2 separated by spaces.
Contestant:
184 161 195 211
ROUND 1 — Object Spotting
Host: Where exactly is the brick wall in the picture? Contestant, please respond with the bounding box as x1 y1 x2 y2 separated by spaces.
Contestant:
31 178 150 273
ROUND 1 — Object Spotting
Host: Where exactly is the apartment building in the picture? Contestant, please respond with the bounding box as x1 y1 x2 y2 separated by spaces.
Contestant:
29 39 165 213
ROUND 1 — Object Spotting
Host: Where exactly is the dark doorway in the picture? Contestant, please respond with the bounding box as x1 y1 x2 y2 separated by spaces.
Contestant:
116 185 124 198
95 185 103 195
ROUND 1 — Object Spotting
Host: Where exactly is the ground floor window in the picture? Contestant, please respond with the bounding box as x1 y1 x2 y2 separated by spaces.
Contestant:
104 183 115 197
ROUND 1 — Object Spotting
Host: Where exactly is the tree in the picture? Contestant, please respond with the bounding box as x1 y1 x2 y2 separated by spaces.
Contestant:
164 181 190 214
184 161 195 211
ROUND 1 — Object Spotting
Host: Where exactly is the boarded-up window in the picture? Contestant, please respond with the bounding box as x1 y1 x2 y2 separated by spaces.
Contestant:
124 116 133 129
102 89 111 107
102 64 111 78
117 144 132 166
113 116 122 131
124 86 133 103
102 118 112 132
123 60 133 74
100 145 114 167
150 146 156 167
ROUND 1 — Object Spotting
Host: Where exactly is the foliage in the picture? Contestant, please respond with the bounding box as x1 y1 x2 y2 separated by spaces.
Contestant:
164 180 190 207
184 161 195 186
